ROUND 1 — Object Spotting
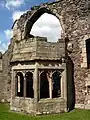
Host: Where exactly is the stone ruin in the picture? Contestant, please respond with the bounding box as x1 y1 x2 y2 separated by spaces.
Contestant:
0 0 90 114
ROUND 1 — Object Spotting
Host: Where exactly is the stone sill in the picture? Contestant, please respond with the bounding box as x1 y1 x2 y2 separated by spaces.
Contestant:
38 97 65 103
15 97 34 101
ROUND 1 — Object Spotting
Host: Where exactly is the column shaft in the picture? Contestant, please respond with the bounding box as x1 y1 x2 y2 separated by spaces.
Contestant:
49 78 52 99
24 74 26 97
34 64 38 102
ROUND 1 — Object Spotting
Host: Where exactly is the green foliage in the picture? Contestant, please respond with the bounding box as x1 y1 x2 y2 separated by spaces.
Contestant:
0 103 90 120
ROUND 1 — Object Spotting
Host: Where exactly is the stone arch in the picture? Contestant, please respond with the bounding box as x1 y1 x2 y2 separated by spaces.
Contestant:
40 71 49 99
25 71 34 98
16 72 24 97
24 6 64 39
52 70 61 75
52 71 61 98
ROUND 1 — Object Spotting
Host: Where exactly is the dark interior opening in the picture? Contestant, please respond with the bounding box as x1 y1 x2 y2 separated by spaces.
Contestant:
16 72 24 97
86 39 90 68
25 72 34 98
52 71 61 98
67 57 75 111
40 72 49 99
87 86 90 95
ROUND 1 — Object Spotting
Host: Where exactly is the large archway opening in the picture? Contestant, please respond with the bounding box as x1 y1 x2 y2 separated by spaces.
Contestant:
30 13 62 42
24 7 62 42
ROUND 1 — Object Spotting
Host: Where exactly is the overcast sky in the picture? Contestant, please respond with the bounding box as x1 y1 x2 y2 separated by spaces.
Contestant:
0 0 62 53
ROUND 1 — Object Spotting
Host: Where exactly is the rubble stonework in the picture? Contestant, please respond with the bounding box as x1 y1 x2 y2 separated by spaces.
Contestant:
0 0 90 114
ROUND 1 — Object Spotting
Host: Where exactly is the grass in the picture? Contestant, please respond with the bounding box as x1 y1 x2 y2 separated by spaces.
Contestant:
0 103 90 120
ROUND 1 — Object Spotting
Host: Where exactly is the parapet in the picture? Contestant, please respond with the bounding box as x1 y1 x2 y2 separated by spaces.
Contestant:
11 36 65 62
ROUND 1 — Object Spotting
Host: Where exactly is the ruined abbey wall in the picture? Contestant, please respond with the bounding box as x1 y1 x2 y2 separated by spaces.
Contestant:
0 0 90 109
0 40 14 102
13 0 90 106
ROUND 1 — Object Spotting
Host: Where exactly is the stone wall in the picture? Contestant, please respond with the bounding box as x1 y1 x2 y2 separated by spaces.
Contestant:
12 37 65 62
12 0 90 106
10 97 66 115
0 40 14 102
0 57 3 100
0 0 90 109
11 59 67 114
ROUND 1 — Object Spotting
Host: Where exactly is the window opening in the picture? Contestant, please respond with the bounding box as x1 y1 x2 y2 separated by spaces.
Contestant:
52 71 61 98
25 72 34 98
40 71 49 99
86 39 90 68
87 86 90 95
16 72 24 97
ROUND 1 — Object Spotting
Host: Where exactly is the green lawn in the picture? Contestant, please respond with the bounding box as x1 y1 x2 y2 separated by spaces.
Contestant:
0 103 90 120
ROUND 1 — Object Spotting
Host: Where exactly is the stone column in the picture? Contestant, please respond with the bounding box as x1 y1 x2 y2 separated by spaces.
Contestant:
61 67 67 112
49 78 53 99
61 68 67 101
12 71 16 98
23 73 26 98
15 74 17 97
34 62 39 102
38 73 40 100
17 75 20 93
11 70 14 98
47 72 53 99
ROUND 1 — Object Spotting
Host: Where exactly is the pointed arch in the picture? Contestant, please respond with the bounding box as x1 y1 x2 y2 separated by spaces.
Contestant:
24 7 64 38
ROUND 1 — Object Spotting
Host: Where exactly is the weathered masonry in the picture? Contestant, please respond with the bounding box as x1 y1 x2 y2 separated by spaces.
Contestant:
0 0 90 114
11 37 68 114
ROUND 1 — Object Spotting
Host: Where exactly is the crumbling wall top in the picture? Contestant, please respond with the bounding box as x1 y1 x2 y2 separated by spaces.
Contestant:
11 36 65 62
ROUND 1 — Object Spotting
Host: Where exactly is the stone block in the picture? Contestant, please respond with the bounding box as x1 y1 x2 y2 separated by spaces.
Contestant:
75 104 84 109
82 48 86 53
81 62 87 68
88 74 90 78
85 81 90 86
85 104 90 109
81 41 86 47
81 53 87 57
83 56 87 63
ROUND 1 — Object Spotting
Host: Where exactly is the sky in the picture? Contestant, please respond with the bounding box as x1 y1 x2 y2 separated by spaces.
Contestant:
0 0 62 53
